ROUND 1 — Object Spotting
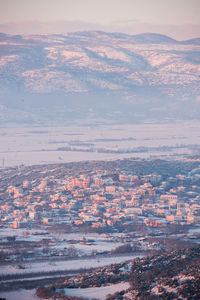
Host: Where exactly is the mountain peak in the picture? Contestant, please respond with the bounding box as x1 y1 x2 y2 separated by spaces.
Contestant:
132 32 178 43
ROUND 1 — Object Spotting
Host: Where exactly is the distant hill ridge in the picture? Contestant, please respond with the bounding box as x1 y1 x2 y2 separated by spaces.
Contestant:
0 30 200 125
1 31 199 43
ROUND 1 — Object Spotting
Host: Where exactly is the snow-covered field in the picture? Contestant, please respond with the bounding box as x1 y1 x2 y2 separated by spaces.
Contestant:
64 281 130 300
0 228 124 256
0 282 130 300
0 289 40 300
1 122 200 167
0 255 141 276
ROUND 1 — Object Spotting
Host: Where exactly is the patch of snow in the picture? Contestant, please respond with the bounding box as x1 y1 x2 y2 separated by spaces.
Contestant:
0 289 39 300
64 281 130 300
0 255 140 276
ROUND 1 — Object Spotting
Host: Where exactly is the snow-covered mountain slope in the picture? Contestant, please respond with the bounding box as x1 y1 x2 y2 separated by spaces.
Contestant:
0 31 200 125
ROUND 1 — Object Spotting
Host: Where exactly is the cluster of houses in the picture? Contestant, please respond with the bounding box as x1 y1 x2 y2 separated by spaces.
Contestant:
1 163 200 231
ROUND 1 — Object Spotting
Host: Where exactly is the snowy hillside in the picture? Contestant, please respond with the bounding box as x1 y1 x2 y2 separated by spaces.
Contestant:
0 31 200 125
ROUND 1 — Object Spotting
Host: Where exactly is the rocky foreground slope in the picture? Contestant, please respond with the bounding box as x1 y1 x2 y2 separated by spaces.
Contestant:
35 246 200 299
126 246 200 299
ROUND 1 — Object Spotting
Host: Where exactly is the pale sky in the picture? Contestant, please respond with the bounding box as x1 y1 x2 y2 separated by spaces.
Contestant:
0 0 200 25
0 0 199 39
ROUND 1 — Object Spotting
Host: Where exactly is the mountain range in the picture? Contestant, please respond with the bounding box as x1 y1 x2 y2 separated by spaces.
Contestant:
0 31 200 125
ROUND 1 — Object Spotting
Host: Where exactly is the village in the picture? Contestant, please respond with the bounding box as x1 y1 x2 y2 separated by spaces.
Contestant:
0 158 200 263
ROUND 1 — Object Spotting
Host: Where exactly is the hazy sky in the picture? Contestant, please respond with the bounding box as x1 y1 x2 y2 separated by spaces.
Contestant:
0 0 200 25
0 0 199 39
